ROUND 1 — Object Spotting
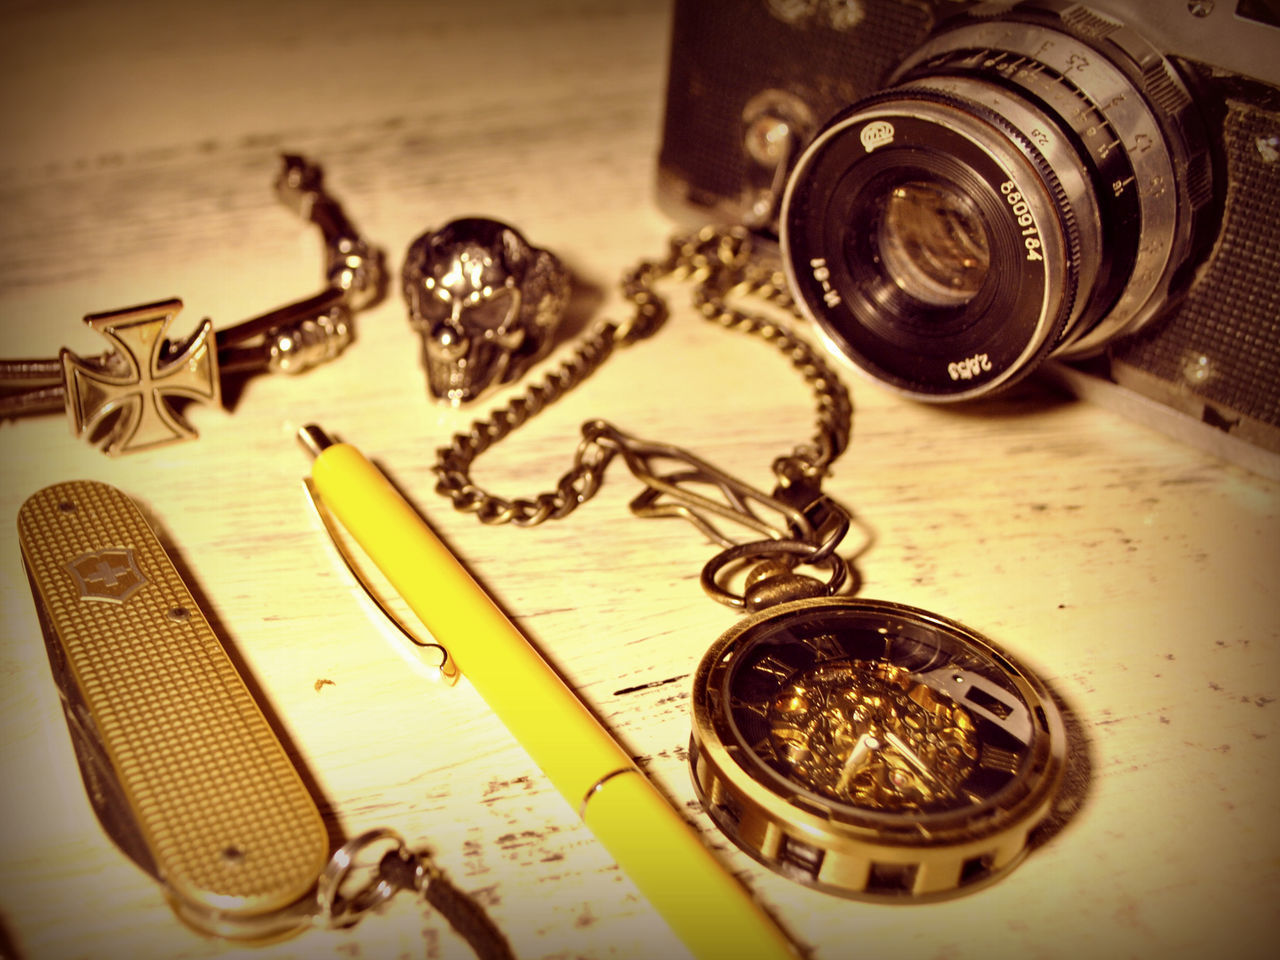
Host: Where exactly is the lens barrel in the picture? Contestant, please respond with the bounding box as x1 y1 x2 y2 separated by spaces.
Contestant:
780 4 1213 400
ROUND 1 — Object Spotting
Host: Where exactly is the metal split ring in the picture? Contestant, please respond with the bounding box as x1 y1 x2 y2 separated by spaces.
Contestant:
317 828 427 927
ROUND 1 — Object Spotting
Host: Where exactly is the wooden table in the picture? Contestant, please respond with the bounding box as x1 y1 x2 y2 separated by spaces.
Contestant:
1 2 1277 958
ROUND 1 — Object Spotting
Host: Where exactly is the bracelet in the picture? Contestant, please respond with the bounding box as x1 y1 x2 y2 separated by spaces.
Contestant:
0 154 384 456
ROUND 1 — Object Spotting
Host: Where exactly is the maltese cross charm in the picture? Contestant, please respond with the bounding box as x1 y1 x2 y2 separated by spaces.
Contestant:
60 298 220 456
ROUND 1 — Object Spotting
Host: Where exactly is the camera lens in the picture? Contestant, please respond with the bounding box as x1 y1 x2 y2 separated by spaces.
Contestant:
780 5 1213 400
877 179 990 308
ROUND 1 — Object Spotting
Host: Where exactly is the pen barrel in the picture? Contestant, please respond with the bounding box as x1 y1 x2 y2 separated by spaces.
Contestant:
585 772 800 960
310 443 798 960
310 443 635 803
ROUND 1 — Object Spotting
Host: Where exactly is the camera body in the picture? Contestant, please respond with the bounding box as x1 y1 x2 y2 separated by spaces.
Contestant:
659 0 1280 467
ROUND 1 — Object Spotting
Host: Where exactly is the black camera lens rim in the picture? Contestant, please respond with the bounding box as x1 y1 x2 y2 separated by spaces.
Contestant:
782 92 1081 399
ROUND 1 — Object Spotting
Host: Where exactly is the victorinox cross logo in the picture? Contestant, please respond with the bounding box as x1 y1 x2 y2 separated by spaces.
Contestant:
66 548 147 603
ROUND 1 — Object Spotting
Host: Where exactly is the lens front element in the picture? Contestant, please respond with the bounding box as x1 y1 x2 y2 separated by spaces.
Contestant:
878 179 992 309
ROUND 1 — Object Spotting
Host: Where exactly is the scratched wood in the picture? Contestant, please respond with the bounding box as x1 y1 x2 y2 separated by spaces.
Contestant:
0 2 1277 959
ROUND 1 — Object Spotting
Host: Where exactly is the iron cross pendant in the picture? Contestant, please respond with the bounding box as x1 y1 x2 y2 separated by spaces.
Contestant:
60 298 220 456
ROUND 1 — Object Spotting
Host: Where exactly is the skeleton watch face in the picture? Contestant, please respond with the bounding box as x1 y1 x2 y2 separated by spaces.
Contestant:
690 598 1065 901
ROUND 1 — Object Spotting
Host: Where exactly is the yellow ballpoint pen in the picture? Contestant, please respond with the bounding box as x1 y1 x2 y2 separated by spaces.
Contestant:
298 425 800 960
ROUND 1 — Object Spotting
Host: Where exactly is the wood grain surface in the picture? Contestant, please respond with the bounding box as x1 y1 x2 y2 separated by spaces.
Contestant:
1 2 1277 959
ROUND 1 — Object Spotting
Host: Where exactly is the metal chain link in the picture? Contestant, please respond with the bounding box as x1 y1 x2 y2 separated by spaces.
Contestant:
432 225 852 529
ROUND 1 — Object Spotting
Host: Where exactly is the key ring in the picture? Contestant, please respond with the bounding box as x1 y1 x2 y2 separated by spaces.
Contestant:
317 828 426 924
318 828 514 960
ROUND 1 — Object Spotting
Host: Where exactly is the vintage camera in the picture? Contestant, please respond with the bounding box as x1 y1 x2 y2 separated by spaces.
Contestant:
658 0 1280 469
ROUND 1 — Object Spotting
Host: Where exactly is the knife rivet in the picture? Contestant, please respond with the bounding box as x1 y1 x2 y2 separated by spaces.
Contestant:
221 844 246 865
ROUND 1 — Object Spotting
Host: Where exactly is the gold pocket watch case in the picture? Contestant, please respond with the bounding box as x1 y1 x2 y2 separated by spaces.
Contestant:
690 598 1065 902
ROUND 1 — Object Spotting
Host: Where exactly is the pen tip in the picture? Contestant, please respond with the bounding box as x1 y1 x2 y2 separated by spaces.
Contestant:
297 424 335 459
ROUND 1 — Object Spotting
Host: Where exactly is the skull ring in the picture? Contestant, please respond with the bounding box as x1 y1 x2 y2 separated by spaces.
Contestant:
401 217 570 404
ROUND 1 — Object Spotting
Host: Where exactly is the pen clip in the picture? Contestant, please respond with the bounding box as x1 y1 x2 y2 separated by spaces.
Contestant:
303 478 459 685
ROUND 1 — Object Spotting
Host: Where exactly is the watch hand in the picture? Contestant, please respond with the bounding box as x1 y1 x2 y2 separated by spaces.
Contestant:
836 732 880 793
883 730 937 784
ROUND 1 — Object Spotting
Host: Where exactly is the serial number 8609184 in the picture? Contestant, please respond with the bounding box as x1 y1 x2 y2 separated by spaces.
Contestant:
1000 181 1045 262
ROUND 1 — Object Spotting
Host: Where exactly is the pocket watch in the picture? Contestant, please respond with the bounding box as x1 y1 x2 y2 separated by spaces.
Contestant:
690 597 1065 902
